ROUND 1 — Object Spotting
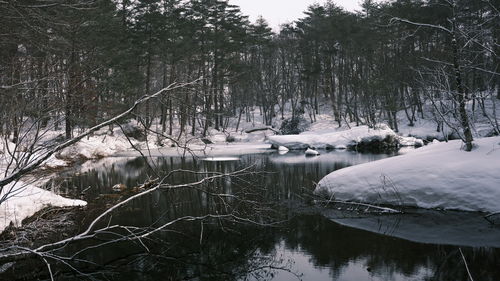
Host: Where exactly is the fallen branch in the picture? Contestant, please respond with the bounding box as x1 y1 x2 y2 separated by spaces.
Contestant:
316 198 401 214
459 248 475 281
0 166 256 265
244 127 280 134
484 211 500 224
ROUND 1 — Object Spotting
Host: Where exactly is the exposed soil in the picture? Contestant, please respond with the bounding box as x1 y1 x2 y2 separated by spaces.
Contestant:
0 206 86 249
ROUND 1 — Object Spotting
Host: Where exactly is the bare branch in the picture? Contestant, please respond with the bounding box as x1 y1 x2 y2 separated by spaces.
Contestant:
390 17 452 34
0 78 202 189
459 248 475 281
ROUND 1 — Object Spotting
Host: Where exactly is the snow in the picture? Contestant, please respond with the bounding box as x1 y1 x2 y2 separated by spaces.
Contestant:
0 95 497 235
305 148 320 156
0 181 87 233
201 156 241 162
0 132 89 234
115 143 272 158
58 126 158 160
278 145 289 152
316 136 500 213
0 133 270 235
268 124 423 150
395 95 500 140
55 120 275 162
42 155 68 169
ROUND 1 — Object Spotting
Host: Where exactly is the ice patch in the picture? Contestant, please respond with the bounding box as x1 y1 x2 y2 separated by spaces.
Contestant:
201 157 240 162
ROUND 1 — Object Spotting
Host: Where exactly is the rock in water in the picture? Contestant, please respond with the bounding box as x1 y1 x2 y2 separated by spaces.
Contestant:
278 146 289 152
305 148 320 156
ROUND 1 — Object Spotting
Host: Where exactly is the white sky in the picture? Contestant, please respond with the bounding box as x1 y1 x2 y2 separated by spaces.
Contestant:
228 0 364 30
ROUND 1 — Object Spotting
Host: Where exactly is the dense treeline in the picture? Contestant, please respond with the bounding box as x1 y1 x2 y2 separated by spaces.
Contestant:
1 0 499 146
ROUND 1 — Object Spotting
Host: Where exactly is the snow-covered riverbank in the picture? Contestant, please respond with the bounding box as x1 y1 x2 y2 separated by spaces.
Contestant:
0 181 86 232
0 104 497 234
316 136 500 213
267 123 423 150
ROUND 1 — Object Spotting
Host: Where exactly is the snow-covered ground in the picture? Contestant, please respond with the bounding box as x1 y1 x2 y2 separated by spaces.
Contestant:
0 181 86 233
268 123 423 150
0 131 96 233
0 131 272 234
316 136 500 213
114 143 272 158
0 96 498 234
394 96 500 140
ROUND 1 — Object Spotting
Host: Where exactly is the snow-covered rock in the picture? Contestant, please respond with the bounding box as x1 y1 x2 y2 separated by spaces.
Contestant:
42 155 68 169
398 136 424 147
278 146 289 152
305 148 320 156
268 124 422 150
315 136 500 213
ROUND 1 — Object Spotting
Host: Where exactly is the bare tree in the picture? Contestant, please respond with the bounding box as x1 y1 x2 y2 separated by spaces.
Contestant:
0 79 201 203
391 1 478 150
0 77 296 280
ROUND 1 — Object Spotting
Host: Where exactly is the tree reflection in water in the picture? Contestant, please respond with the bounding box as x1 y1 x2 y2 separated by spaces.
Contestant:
6 150 498 280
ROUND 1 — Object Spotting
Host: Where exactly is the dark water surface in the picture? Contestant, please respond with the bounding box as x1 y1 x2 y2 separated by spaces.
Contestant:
50 149 499 281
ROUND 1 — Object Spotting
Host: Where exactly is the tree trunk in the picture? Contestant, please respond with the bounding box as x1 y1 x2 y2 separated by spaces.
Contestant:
66 41 77 140
452 17 473 151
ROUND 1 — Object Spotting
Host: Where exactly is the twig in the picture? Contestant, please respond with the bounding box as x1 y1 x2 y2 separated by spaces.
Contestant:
0 78 202 189
316 198 401 214
484 211 500 224
459 248 475 281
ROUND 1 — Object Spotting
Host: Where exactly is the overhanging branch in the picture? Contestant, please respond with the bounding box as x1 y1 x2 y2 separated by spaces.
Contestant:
0 78 201 189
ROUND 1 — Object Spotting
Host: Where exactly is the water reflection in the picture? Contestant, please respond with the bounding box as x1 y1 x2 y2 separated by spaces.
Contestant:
275 214 500 281
45 150 500 280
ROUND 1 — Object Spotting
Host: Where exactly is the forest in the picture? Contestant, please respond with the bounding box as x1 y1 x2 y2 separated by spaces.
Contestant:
1 0 499 148
2 1 500 280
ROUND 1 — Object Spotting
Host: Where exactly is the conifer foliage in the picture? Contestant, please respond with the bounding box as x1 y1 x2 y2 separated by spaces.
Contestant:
1 0 498 147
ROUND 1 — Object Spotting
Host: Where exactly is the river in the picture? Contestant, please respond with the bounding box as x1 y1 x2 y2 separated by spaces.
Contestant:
44 148 500 280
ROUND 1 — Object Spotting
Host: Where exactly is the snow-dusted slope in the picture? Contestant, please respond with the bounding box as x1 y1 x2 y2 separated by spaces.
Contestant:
316 136 500 213
268 124 423 150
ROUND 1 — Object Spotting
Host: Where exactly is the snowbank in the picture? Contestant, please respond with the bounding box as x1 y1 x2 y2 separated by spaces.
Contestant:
316 136 500 213
0 182 87 232
115 143 272 158
58 125 163 160
58 134 130 160
56 123 272 162
268 124 423 150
